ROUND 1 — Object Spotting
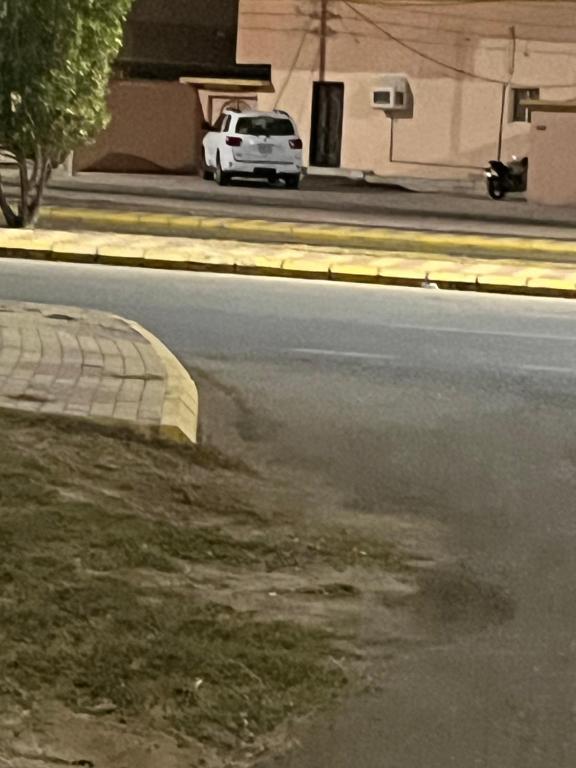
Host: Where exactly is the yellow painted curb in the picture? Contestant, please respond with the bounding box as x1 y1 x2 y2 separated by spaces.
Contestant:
39 205 576 261
165 215 205 233
233 253 286 271
143 248 193 269
136 213 173 229
281 257 331 275
51 237 100 263
4 226 576 299
97 244 146 266
329 261 380 278
121 318 199 445
0 246 50 261
527 276 576 291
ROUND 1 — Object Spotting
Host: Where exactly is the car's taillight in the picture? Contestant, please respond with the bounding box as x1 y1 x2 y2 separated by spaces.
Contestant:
226 136 243 147
289 138 303 149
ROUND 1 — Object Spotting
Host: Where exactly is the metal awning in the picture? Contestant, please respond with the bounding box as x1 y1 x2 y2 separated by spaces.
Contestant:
179 76 274 93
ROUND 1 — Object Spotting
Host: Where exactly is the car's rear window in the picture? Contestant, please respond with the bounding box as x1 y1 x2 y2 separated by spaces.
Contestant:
235 117 295 137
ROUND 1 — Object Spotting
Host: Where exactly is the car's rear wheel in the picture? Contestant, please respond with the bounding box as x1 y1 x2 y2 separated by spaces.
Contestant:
200 149 213 181
487 177 506 200
214 156 230 186
285 174 301 190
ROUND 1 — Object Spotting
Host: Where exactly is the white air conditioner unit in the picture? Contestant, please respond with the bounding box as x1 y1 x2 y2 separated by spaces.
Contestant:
371 76 411 112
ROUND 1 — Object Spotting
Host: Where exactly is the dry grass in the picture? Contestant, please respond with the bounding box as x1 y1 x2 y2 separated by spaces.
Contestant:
0 408 408 758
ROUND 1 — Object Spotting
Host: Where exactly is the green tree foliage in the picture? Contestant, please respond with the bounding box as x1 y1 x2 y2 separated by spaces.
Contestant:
0 0 134 227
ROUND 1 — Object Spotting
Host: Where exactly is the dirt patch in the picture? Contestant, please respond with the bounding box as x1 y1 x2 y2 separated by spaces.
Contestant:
0 407 418 768
412 565 516 636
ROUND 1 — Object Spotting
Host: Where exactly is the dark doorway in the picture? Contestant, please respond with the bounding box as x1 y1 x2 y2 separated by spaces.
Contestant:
310 82 344 168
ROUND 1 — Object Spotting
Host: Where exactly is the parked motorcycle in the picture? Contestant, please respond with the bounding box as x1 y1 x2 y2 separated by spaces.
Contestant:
485 156 528 200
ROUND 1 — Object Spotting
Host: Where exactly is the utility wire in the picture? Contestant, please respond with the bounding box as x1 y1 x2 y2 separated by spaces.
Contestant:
273 22 313 108
344 0 576 87
343 0 507 82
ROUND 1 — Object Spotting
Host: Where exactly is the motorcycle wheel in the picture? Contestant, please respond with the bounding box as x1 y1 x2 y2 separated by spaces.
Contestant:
488 178 506 200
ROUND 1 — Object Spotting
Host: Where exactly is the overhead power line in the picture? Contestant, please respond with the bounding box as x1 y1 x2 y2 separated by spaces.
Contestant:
343 0 576 87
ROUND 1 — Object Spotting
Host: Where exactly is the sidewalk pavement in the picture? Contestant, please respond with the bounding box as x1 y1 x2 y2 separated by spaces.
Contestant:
4 170 576 236
41 171 576 231
3 227 576 298
0 301 198 443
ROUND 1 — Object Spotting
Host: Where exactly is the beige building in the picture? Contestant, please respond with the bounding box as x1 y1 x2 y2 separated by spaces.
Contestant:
237 0 576 181
528 100 576 205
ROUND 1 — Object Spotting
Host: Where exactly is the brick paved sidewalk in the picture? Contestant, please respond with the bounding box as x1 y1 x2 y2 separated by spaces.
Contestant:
0 302 198 443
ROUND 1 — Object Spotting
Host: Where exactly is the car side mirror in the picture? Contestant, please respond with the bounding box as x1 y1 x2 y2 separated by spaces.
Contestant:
201 120 211 131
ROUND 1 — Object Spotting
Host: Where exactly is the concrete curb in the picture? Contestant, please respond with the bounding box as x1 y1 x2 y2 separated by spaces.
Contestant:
2 228 576 298
39 206 576 262
122 318 199 445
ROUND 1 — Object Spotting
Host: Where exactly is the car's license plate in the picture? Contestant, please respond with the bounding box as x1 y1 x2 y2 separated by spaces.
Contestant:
258 144 273 155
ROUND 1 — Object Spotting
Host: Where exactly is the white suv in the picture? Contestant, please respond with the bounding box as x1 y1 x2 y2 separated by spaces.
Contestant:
201 110 303 188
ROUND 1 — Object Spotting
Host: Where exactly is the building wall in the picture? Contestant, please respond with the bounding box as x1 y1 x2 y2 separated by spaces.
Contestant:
528 111 576 206
74 80 203 174
237 1 576 179
77 0 266 175
119 0 239 78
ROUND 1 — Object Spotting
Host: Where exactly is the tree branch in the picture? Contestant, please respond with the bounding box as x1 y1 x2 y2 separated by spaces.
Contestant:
28 159 52 228
0 171 19 228
17 151 30 226
30 145 42 188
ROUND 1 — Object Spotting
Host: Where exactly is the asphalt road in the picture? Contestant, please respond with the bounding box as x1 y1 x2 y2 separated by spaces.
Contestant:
2 259 576 767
